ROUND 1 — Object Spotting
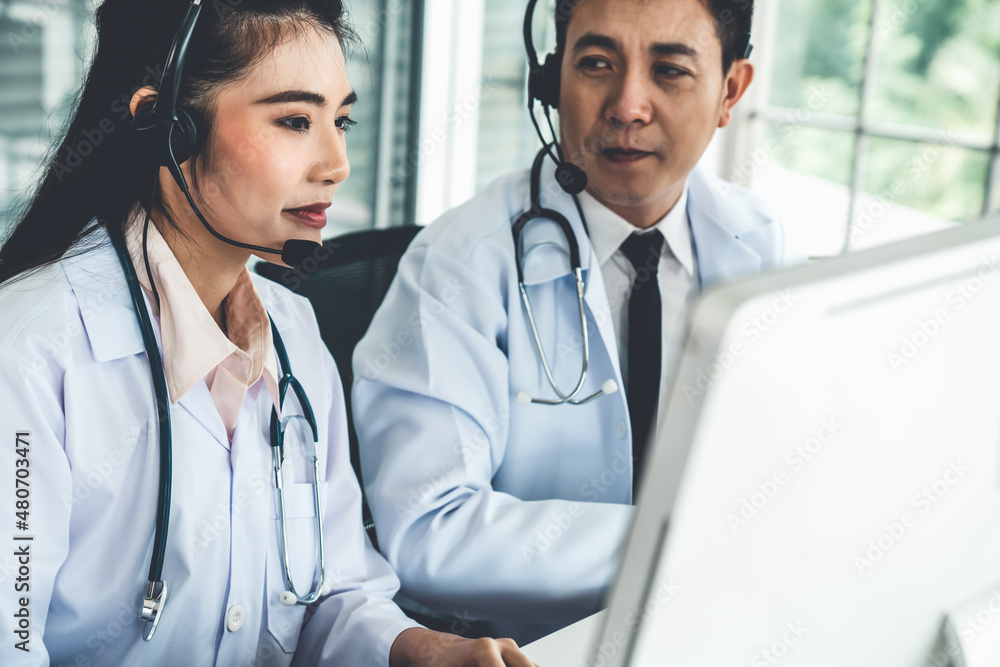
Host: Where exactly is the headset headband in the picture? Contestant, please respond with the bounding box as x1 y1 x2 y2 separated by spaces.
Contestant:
151 0 203 121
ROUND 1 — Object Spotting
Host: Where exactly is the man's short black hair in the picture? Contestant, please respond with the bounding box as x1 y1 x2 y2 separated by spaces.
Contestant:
553 0 753 74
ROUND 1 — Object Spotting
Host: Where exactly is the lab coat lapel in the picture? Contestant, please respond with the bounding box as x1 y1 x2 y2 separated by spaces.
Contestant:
64 226 232 451
580 242 622 381
687 165 762 289
177 380 231 451
61 228 146 362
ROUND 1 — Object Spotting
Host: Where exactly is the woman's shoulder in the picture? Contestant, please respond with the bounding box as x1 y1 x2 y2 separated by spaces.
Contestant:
0 260 78 350
0 238 129 370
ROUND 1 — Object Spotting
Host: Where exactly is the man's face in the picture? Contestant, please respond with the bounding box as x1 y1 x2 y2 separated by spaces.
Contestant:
557 0 752 227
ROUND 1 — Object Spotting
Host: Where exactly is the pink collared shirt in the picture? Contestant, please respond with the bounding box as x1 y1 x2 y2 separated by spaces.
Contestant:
125 218 281 441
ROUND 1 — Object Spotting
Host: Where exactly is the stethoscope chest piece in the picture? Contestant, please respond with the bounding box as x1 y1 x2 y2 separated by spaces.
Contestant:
141 580 167 641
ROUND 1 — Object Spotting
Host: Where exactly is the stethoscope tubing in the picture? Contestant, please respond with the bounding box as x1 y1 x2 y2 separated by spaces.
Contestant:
512 147 614 406
109 224 325 639
109 227 173 588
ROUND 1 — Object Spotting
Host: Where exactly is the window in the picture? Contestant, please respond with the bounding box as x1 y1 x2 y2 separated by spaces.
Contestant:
727 0 1000 257
475 0 546 193
0 0 96 236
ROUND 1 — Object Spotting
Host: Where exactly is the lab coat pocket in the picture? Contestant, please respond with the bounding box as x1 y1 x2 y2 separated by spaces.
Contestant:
266 480 328 653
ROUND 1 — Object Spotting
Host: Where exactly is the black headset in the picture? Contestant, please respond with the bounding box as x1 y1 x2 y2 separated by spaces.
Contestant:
523 0 587 196
512 0 588 293
132 0 204 196
525 0 562 110
131 0 320 267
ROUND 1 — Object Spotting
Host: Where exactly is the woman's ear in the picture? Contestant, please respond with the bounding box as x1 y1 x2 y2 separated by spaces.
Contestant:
129 86 159 119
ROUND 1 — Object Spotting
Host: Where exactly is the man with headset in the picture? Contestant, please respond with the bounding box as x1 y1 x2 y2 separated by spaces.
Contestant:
353 0 802 644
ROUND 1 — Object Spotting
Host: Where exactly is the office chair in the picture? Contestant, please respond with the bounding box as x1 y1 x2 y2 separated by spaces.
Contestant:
255 224 421 550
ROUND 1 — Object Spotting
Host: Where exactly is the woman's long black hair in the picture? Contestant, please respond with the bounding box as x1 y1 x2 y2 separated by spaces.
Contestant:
0 0 356 286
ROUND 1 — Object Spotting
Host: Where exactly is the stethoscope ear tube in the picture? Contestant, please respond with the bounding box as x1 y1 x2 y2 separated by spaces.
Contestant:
108 225 173 640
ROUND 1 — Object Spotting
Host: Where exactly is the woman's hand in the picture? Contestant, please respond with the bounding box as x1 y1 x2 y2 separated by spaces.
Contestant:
390 627 538 667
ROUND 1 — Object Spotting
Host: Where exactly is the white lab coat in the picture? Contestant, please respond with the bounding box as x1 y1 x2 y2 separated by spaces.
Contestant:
352 161 802 642
0 227 418 666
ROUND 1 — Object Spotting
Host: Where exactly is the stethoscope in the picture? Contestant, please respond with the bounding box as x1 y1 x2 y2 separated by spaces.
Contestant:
511 145 704 407
511 145 619 406
107 226 326 641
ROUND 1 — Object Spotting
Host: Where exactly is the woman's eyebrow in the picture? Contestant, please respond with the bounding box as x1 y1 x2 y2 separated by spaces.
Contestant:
254 90 329 106
253 89 358 108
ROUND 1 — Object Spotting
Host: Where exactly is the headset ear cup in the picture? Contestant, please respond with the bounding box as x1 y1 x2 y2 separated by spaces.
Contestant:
169 108 199 165
540 52 562 109
131 103 199 168
132 103 168 166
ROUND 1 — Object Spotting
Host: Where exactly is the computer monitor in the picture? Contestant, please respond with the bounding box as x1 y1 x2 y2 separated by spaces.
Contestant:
595 218 1000 667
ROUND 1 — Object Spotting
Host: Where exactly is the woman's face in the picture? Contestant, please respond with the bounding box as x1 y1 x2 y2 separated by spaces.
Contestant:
186 26 354 260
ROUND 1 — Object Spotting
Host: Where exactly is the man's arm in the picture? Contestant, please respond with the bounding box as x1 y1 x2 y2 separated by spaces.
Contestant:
353 242 632 626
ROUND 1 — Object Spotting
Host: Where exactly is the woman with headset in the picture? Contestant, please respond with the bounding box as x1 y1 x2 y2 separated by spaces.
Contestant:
0 1 534 665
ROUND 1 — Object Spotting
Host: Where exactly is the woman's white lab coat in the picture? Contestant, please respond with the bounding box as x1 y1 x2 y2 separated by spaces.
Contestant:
352 161 803 641
0 228 417 666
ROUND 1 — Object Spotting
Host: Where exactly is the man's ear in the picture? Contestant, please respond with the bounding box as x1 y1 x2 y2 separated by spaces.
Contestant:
718 60 754 129
129 86 159 119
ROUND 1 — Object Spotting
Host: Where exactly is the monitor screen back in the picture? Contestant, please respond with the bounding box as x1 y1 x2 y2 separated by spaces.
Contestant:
596 219 1000 667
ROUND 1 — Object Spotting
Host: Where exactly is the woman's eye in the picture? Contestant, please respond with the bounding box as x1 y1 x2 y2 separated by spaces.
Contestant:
281 117 311 133
336 115 357 133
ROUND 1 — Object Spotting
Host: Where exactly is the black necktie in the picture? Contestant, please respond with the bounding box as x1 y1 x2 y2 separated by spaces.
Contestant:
620 230 665 492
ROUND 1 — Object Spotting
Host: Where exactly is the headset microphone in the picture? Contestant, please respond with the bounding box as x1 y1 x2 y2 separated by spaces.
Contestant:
554 162 587 196
132 0 323 270
172 173 324 269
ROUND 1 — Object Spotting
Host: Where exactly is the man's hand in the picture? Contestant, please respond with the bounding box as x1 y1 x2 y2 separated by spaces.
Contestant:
390 627 538 667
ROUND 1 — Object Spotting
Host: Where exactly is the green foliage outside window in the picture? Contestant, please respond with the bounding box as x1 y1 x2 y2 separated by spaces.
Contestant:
768 0 1000 223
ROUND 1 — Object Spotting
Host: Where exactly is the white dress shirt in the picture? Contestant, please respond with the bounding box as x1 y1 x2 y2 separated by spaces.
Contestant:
578 185 698 386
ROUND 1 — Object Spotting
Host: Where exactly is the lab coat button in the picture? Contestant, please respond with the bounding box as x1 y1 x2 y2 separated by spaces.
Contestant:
616 420 627 439
226 605 245 632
